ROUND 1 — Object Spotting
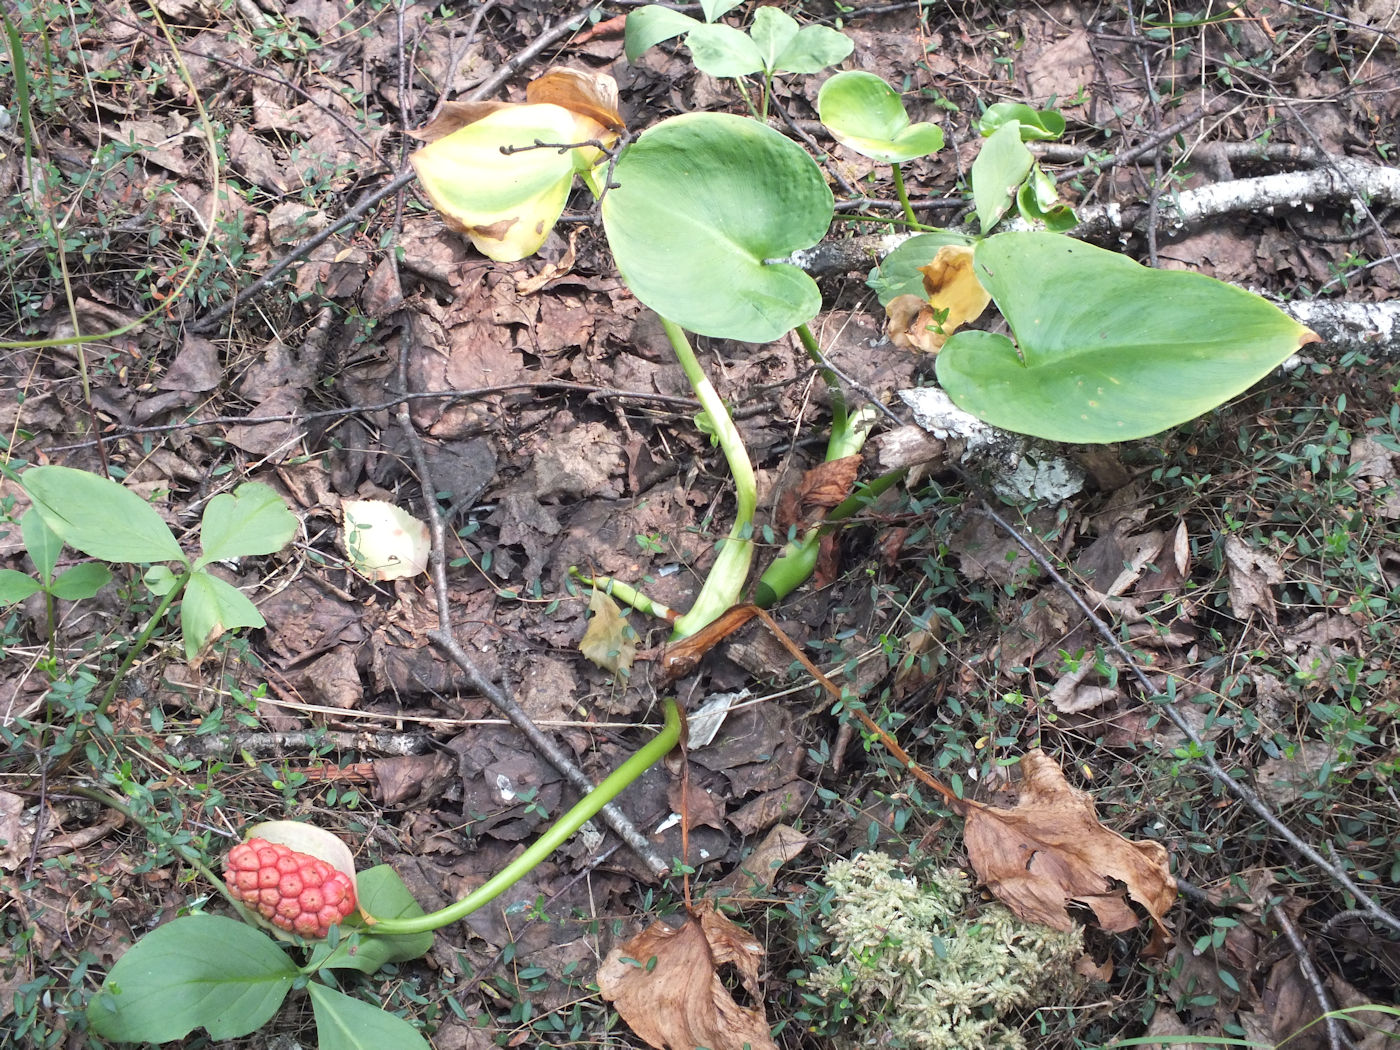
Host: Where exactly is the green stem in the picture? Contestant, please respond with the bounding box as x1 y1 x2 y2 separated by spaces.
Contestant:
97 572 187 716
794 323 848 438
733 77 761 120
663 318 757 639
891 162 918 227
568 568 677 623
368 699 682 936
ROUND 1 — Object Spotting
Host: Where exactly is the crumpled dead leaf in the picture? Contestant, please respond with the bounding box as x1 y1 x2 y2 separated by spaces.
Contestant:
885 243 992 352
597 900 777 1050
1223 534 1285 621
961 749 1175 939
579 587 637 675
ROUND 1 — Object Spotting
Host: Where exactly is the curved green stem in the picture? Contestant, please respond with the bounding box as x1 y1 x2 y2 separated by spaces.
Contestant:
663 318 757 639
98 572 188 716
367 699 682 937
891 162 918 226
568 568 677 623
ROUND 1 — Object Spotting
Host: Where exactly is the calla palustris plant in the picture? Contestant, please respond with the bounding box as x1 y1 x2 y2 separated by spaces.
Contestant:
86 703 682 1046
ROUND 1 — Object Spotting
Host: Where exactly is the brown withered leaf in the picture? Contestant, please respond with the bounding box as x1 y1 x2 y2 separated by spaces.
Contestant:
884 244 992 352
712 823 809 902
580 587 636 674
408 100 511 142
1223 534 1284 621
525 66 624 131
667 779 727 832
961 749 1175 937
795 454 861 512
597 901 778 1050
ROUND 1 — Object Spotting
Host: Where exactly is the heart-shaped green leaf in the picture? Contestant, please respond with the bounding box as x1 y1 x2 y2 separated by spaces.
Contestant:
314 865 433 973
86 914 296 1042
935 232 1321 443
602 112 833 342
818 71 944 164
23 465 185 565
978 101 1066 141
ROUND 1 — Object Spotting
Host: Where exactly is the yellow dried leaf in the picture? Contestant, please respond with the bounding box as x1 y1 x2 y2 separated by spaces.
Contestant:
580 587 636 674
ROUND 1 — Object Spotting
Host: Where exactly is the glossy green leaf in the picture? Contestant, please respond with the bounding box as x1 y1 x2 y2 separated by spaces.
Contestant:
315 865 433 973
20 507 60 580
50 562 111 600
0 569 40 604
970 120 1032 234
935 232 1321 443
866 231 973 305
86 914 296 1042
978 101 1066 141
1016 164 1077 231
686 22 764 77
602 112 832 342
182 568 265 662
22 466 185 565
309 983 431 1050
817 71 943 164
196 482 298 566
623 6 701 62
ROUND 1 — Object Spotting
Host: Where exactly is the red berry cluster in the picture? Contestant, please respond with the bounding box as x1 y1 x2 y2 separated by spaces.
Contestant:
224 837 357 939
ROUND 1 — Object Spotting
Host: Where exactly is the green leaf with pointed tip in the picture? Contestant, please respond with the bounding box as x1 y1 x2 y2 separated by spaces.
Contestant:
602 112 833 342
181 568 265 661
770 22 853 74
86 914 296 1042
970 120 1032 234
935 232 1321 443
20 507 60 581
700 0 745 21
196 482 297 566
817 71 943 164
749 6 798 70
685 22 764 77
624 6 701 62
0 569 41 604
978 101 1066 141
309 983 431 1050
50 562 111 600
22 466 185 565
314 865 433 973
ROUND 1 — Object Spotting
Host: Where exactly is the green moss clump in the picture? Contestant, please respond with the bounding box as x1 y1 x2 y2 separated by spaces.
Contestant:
808 851 1084 1050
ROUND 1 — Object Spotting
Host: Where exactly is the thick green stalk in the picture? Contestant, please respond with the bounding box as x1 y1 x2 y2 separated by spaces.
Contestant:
663 319 757 639
568 568 676 623
368 699 682 936
891 162 918 226
97 572 188 716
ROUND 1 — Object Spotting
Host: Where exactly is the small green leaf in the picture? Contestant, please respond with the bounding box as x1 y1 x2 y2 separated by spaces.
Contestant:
970 120 1032 234
935 232 1322 443
817 71 943 164
624 6 701 62
23 466 185 565
770 23 854 75
685 22 764 77
0 569 41 604
145 564 179 596
978 101 1066 141
309 983 431 1050
1016 163 1077 231
20 507 61 581
181 569 265 662
602 112 833 342
315 865 433 973
700 0 745 21
50 562 111 601
86 914 296 1042
196 482 297 565
749 6 798 71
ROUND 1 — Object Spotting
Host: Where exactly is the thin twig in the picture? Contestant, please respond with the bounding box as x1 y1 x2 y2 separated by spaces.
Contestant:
973 500 1400 939
391 311 669 877
1273 903 1350 1050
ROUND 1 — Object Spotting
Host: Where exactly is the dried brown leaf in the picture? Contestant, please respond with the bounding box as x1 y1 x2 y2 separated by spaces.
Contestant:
712 823 809 901
525 66 624 131
962 750 1175 937
580 588 636 674
598 901 777 1050
1223 534 1284 621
